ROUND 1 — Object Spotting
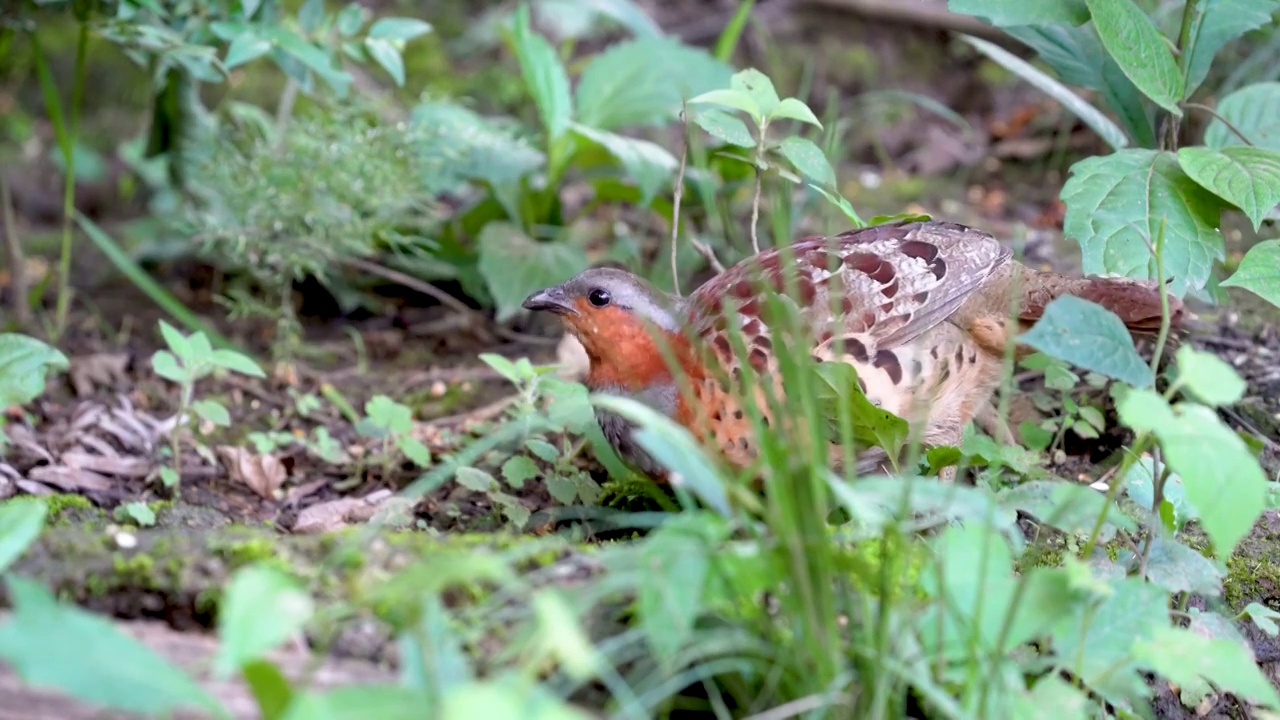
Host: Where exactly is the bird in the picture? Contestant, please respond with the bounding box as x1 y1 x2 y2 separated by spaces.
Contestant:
522 220 1189 482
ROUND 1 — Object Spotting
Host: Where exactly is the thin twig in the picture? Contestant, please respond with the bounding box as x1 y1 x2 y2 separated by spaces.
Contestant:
1183 102 1255 146
341 256 486 326
671 105 690 296
749 168 763 254
0 174 31 328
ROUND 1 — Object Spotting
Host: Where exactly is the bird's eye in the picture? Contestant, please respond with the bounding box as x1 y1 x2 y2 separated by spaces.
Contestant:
587 288 612 307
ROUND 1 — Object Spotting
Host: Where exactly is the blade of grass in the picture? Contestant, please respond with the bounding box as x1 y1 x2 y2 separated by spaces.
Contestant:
714 0 756 62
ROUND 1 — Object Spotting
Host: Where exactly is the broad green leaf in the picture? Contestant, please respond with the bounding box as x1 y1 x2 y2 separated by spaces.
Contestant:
1051 576 1167 707
367 17 433 41
268 28 349 91
192 399 231 427
1122 455 1195 528
490 491 531 528
574 37 734 130
1011 676 1092 720
158 319 191 357
0 334 69 409
1245 602 1280 636
151 350 187 384
546 474 578 504
297 0 324 32
570 123 678 204
811 185 868 227
365 395 413 434
948 0 1089 26
225 34 271 69
441 680 593 720
1133 625 1280 708
592 394 731 517
477 222 588 322
502 456 539 489
637 515 716 664
812 362 909 459
398 437 432 468
336 4 365 36
1004 25 1154 147
690 107 755 147
777 136 836 188
730 68 780 119
1205 82 1280 151
1018 296 1154 387
0 497 46 573
1182 0 1280 96
1061 149 1225 296
455 467 496 492
577 0 664 38
529 589 603 680
1084 0 1183 113
281 686 432 720
1178 146 1280 230
242 660 293 720
511 4 573 140
768 98 822 128
0 577 220 715
997 480 1135 541
397 595 473 694
408 99 545 192
1174 345 1246 406
1221 239 1280 308
215 565 314 677
364 38 405 86
1142 537 1223 595
960 34 1129 151
212 348 266 377
688 88 760 123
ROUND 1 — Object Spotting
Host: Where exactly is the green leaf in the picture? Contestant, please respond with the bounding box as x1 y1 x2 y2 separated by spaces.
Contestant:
281 686 433 720
1245 602 1280 636
0 576 220 715
367 17 433 41
365 395 414 434
1133 625 1280 708
997 480 1135 542
948 0 1090 26
1117 391 1268 558
1174 345 1246 406
546 474 578 504
1221 239 1280 308
1061 149 1225 296
1084 0 1183 112
776 136 836 188
529 589 603 680
690 107 755 147
511 4 573 140
1205 82 1280 151
1142 537 1223 595
151 350 187 384
0 498 46 573
336 4 365 36
243 660 294 720
225 33 271 69
117 501 157 528
408 99 545 192
398 437 433 468
1011 676 1092 720
1177 146 1280 230
440 680 593 720
811 185 868 227
0 334 69 409
455 467 496 492
502 456 539 489
812 362 909 459
268 28 349 91
1018 296 1154 387
526 438 559 462
961 33 1130 151
731 68 780 119
569 123 678 204
1182 0 1280 97
638 515 715 664
212 348 266 378
192 399 231 427
768 98 822 128
687 88 760 123
490 491 531 527
477 222 588 322
364 38 405 86
215 565 315 677
574 37 734 131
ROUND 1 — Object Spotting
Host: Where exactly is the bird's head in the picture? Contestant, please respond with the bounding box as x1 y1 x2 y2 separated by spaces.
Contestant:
523 268 691 391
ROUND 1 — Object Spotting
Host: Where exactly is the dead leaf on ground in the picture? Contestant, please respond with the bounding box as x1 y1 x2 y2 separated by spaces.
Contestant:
68 353 130 398
292 498 362 534
61 450 151 478
27 465 113 491
216 446 288 500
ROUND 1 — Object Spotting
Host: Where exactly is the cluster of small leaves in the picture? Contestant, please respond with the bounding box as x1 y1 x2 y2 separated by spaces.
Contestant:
1016 352 1109 459
355 395 434 476
952 0 1280 303
151 320 265 492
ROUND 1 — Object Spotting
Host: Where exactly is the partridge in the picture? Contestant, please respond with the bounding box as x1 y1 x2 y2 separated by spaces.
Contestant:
522 220 1188 481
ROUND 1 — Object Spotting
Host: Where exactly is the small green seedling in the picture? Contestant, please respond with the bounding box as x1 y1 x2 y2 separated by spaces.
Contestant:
356 394 433 477
151 321 265 496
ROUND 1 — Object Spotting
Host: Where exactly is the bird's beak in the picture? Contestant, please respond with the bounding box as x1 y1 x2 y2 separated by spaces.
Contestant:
522 285 578 316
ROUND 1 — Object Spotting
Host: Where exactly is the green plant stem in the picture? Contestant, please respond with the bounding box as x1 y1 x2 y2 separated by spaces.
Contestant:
1174 0 1200 75
671 107 690 296
171 384 192 500
0 174 30 329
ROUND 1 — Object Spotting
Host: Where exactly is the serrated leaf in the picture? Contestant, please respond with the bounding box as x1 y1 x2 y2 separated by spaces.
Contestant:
690 107 755 147
768 97 822 128
455 467 496 492
192 399 231 427
0 334 69 409
511 4 573 140
1133 625 1280 708
0 577 220 715
1084 0 1183 112
526 438 559 462
367 17 433 41
1142 537 1223 595
225 34 271 69
1175 345 1246 406
777 136 835 188
1019 296 1154 387
1205 82 1280 151
1221 239 1280 308
1177 146 1280 231
570 123 677 204
478 222 588 322
408 99 545 193
364 38 405 86
0 498 46 573
1182 0 1280 96
1061 149 1225 296
546 474 578 504
961 33 1130 151
502 456 539 489
948 0 1089 26
575 37 734 131
215 565 314 677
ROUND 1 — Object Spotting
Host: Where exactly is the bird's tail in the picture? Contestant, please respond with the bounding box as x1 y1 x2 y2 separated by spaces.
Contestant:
1019 270 1192 334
